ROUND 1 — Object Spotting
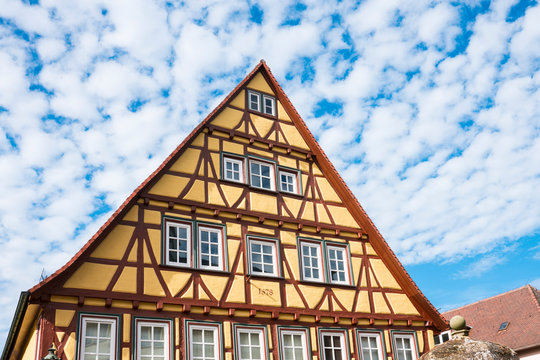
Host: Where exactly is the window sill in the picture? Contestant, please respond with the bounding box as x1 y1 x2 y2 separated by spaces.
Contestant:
298 279 356 289
159 264 230 275
247 273 285 280
246 109 278 120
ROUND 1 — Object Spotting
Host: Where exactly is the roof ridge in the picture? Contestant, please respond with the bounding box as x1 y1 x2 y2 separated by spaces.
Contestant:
443 285 533 314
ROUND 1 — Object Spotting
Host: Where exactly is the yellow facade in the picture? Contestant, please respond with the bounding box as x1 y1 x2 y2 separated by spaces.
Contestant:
7 64 443 360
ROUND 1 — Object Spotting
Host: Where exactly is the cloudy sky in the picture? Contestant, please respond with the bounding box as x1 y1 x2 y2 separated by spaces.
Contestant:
1 0 539 347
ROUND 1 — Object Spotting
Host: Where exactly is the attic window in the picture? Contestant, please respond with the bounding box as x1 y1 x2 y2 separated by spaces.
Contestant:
247 90 275 116
499 321 509 331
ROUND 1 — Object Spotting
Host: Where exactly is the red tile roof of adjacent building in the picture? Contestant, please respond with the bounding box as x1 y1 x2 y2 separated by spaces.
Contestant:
443 285 540 352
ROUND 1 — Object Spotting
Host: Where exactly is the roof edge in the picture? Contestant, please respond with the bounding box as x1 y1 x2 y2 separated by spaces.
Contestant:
29 61 266 295
259 62 446 330
1 291 29 360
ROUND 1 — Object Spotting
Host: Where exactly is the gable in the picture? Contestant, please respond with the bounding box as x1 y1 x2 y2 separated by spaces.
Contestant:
28 61 445 331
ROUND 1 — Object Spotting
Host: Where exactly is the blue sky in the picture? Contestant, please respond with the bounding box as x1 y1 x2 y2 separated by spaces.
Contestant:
1 0 539 348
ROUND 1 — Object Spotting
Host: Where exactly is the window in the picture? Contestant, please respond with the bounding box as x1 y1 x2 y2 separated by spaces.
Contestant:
165 219 192 267
433 330 450 345
135 319 171 360
223 156 244 183
320 331 348 360
186 322 222 360
278 328 309 360
249 159 275 190
248 238 279 276
392 333 417 360
299 240 352 285
278 169 299 194
499 321 509 331
262 95 275 116
326 245 350 285
198 226 224 271
247 90 275 116
235 326 267 360
357 331 384 360
299 241 323 282
163 218 227 271
248 91 261 112
78 315 117 360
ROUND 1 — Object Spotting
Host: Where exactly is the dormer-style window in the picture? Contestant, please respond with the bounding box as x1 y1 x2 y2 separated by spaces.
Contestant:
247 90 275 116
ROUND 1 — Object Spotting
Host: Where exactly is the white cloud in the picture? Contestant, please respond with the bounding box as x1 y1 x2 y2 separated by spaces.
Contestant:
0 0 539 348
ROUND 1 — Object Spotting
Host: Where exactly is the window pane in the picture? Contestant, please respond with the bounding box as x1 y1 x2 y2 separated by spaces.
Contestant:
154 326 164 340
178 227 187 238
293 334 302 346
284 348 293 359
240 345 250 359
251 333 260 345
206 344 214 357
85 338 97 353
179 240 187 251
154 343 164 355
86 322 98 337
193 343 202 357
98 339 111 354
141 341 152 355
193 329 202 342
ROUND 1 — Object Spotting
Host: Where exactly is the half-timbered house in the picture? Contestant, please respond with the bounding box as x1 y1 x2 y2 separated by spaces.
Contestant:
2 61 446 360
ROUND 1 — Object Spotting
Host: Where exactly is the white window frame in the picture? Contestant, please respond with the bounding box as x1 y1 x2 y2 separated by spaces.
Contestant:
247 90 276 116
319 330 348 360
299 241 324 282
235 326 267 360
187 322 222 360
134 319 171 360
278 328 309 360
392 333 418 360
223 156 245 183
278 169 299 194
198 226 224 271
433 330 451 346
248 90 261 113
165 220 192 268
78 315 117 360
247 238 279 277
357 331 384 360
249 159 275 191
262 95 275 116
326 245 351 285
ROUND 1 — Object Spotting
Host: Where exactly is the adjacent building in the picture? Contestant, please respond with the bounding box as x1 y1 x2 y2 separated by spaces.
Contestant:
443 285 540 359
2 61 446 360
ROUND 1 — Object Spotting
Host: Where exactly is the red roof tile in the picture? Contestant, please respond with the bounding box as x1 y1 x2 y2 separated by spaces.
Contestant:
443 285 540 351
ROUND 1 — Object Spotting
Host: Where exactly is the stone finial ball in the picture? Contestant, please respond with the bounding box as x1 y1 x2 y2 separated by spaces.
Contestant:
449 315 466 330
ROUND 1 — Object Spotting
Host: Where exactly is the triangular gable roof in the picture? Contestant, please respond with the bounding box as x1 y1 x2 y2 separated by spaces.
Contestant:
28 60 446 330
443 285 540 350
